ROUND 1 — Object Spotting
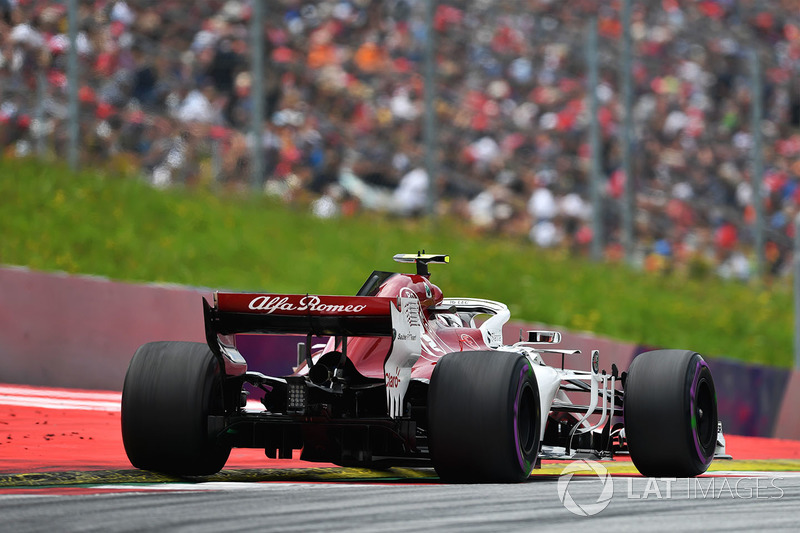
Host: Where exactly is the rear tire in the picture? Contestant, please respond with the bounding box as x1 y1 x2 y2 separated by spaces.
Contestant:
428 351 541 483
624 350 717 477
121 341 231 476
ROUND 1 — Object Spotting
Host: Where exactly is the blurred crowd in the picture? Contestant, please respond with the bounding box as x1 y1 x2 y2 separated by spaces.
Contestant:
2 0 800 280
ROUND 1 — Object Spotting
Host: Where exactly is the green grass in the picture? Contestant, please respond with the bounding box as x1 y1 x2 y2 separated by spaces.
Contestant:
0 157 793 367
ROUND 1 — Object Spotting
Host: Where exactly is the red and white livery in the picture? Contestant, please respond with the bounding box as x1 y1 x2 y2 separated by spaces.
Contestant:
121 253 729 482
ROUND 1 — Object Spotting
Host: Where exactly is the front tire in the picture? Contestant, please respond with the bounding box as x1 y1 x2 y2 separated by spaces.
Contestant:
624 350 717 477
428 351 541 483
121 341 231 476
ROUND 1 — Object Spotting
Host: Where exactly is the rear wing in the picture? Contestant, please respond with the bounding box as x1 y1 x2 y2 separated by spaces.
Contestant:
203 292 396 375
204 292 423 417
206 292 396 337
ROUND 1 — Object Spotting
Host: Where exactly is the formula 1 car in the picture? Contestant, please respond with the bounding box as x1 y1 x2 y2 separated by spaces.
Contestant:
121 253 727 482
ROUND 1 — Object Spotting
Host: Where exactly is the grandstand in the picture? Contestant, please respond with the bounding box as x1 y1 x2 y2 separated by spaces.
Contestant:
2 0 798 280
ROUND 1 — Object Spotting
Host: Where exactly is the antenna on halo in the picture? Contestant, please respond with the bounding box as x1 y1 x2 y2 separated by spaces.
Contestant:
393 253 450 277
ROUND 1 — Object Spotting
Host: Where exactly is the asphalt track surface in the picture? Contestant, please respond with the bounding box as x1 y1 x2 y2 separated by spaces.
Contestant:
3 475 800 532
2 384 800 532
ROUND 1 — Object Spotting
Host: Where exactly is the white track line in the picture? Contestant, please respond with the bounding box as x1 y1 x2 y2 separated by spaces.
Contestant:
0 395 121 412
0 385 121 401
0 384 264 412
0 384 122 412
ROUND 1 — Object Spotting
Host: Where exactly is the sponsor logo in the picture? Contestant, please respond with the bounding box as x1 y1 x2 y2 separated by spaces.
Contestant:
399 287 418 299
385 367 401 388
482 330 503 347
248 295 367 314
422 332 445 353
460 334 480 350
396 332 417 341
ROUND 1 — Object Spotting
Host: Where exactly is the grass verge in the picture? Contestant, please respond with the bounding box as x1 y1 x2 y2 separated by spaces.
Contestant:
0 157 793 366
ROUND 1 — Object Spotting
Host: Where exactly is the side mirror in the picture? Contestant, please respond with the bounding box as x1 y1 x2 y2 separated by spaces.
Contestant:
526 330 562 344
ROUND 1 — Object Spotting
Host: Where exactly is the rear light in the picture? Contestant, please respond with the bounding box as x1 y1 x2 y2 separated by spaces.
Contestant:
287 382 307 413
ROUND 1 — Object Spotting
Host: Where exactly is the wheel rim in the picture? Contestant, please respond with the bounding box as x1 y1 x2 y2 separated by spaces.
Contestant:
694 377 715 453
517 383 537 457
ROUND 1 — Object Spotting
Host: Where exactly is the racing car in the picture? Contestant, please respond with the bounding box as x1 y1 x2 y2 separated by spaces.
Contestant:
121 253 726 482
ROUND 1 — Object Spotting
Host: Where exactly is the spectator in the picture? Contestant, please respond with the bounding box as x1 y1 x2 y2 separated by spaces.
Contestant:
2 0 800 280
